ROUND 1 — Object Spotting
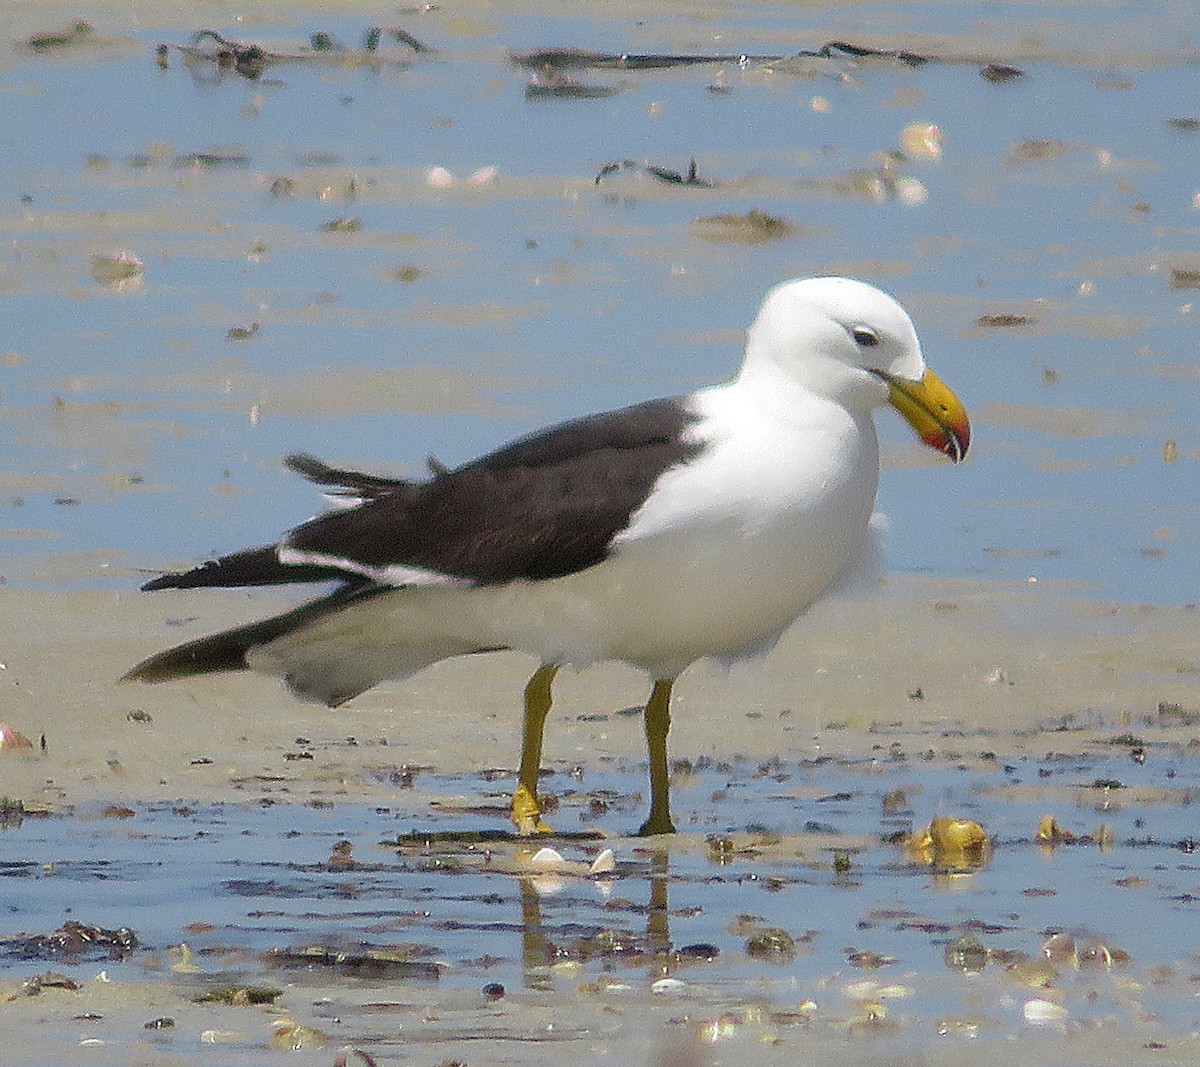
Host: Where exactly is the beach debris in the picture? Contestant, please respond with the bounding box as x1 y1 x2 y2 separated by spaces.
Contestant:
264 945 442 980
0 921 138 961
201 1029 251 1044
846 947 897 970
844 978 912 1002
689 209 793 244
513 40 928 72
944 934 989 974
169 942 199 973
900 122 943 160
195 986 283 1005
674 943 720 966
596 157 714 187
89 251 144 289
0 797 26 829
100 804 136 820
22 21 97 52
270 1020 329 1050
1041 930 1129 969
529 845 567 869
907 815 989 870
744 927 796 963
1169 266 1200 289
1035 815 1113 849
425 165 500 188
521 844 617 896
158 26 433 80
12 972 81 998
1158 701 1199 724
0 725 35 753
522 845 616 876
977 313 1036 327
1023 997 1068 1024
1035 814 1076 846
383 264 426 284
174 146 252 169
512 40 1021 81
981 63 1024 82
590 847 617 874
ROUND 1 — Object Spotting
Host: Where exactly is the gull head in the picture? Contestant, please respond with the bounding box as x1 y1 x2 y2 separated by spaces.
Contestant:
742 276 970 462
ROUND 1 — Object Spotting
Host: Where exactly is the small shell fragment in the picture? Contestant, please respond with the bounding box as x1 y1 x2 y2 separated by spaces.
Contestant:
90 251 144 286
894 177 928 205
901 123 943 160
1023 998 1068 1023
201 1030 249 1044
529 846 566 870
589 848 616 875
466 165 499 186
1036 814 1076 846
0 725 34 752
270 1021 329 1050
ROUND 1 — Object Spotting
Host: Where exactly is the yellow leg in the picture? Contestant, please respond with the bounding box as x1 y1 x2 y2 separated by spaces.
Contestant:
637 679 677 836
511 664 558 835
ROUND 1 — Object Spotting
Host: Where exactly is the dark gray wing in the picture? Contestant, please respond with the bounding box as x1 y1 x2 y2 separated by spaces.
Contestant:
143 397 703 591
283 397 703 584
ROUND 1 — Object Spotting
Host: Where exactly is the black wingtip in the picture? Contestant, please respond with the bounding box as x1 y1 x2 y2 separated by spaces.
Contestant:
138 545 342 591
121 641 250 685
140 572 186 592
122 584 386 687
284 451 334 482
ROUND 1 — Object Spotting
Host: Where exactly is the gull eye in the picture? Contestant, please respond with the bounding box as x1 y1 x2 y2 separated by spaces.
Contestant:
850 325 880 348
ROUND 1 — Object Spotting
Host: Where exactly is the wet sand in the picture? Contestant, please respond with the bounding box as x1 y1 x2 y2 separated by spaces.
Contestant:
4 578 1197 811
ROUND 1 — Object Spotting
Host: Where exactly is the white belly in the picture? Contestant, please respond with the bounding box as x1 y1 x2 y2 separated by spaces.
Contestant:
470 396 881 677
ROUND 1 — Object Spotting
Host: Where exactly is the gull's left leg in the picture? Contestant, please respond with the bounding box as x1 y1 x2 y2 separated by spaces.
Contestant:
637 678 677 836
511 664 559 835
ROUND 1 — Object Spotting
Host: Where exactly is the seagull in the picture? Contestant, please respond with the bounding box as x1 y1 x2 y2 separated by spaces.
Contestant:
124 276 969 836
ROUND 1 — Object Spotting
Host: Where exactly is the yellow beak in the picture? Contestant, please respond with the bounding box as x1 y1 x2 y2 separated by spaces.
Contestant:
875 367 970 463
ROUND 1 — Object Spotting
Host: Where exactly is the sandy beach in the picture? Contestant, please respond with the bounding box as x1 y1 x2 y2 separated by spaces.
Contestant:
4 1 1200 1063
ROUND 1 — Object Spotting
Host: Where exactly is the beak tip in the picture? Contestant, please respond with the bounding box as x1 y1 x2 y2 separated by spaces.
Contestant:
946 426 970 463
881 366 970 463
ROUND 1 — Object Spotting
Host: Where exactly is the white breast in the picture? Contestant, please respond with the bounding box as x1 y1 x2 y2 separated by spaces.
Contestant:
468 380 883 678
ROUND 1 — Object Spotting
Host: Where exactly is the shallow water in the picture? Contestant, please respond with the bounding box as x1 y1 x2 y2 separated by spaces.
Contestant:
4 739 1200 1062
2 2 1200 600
